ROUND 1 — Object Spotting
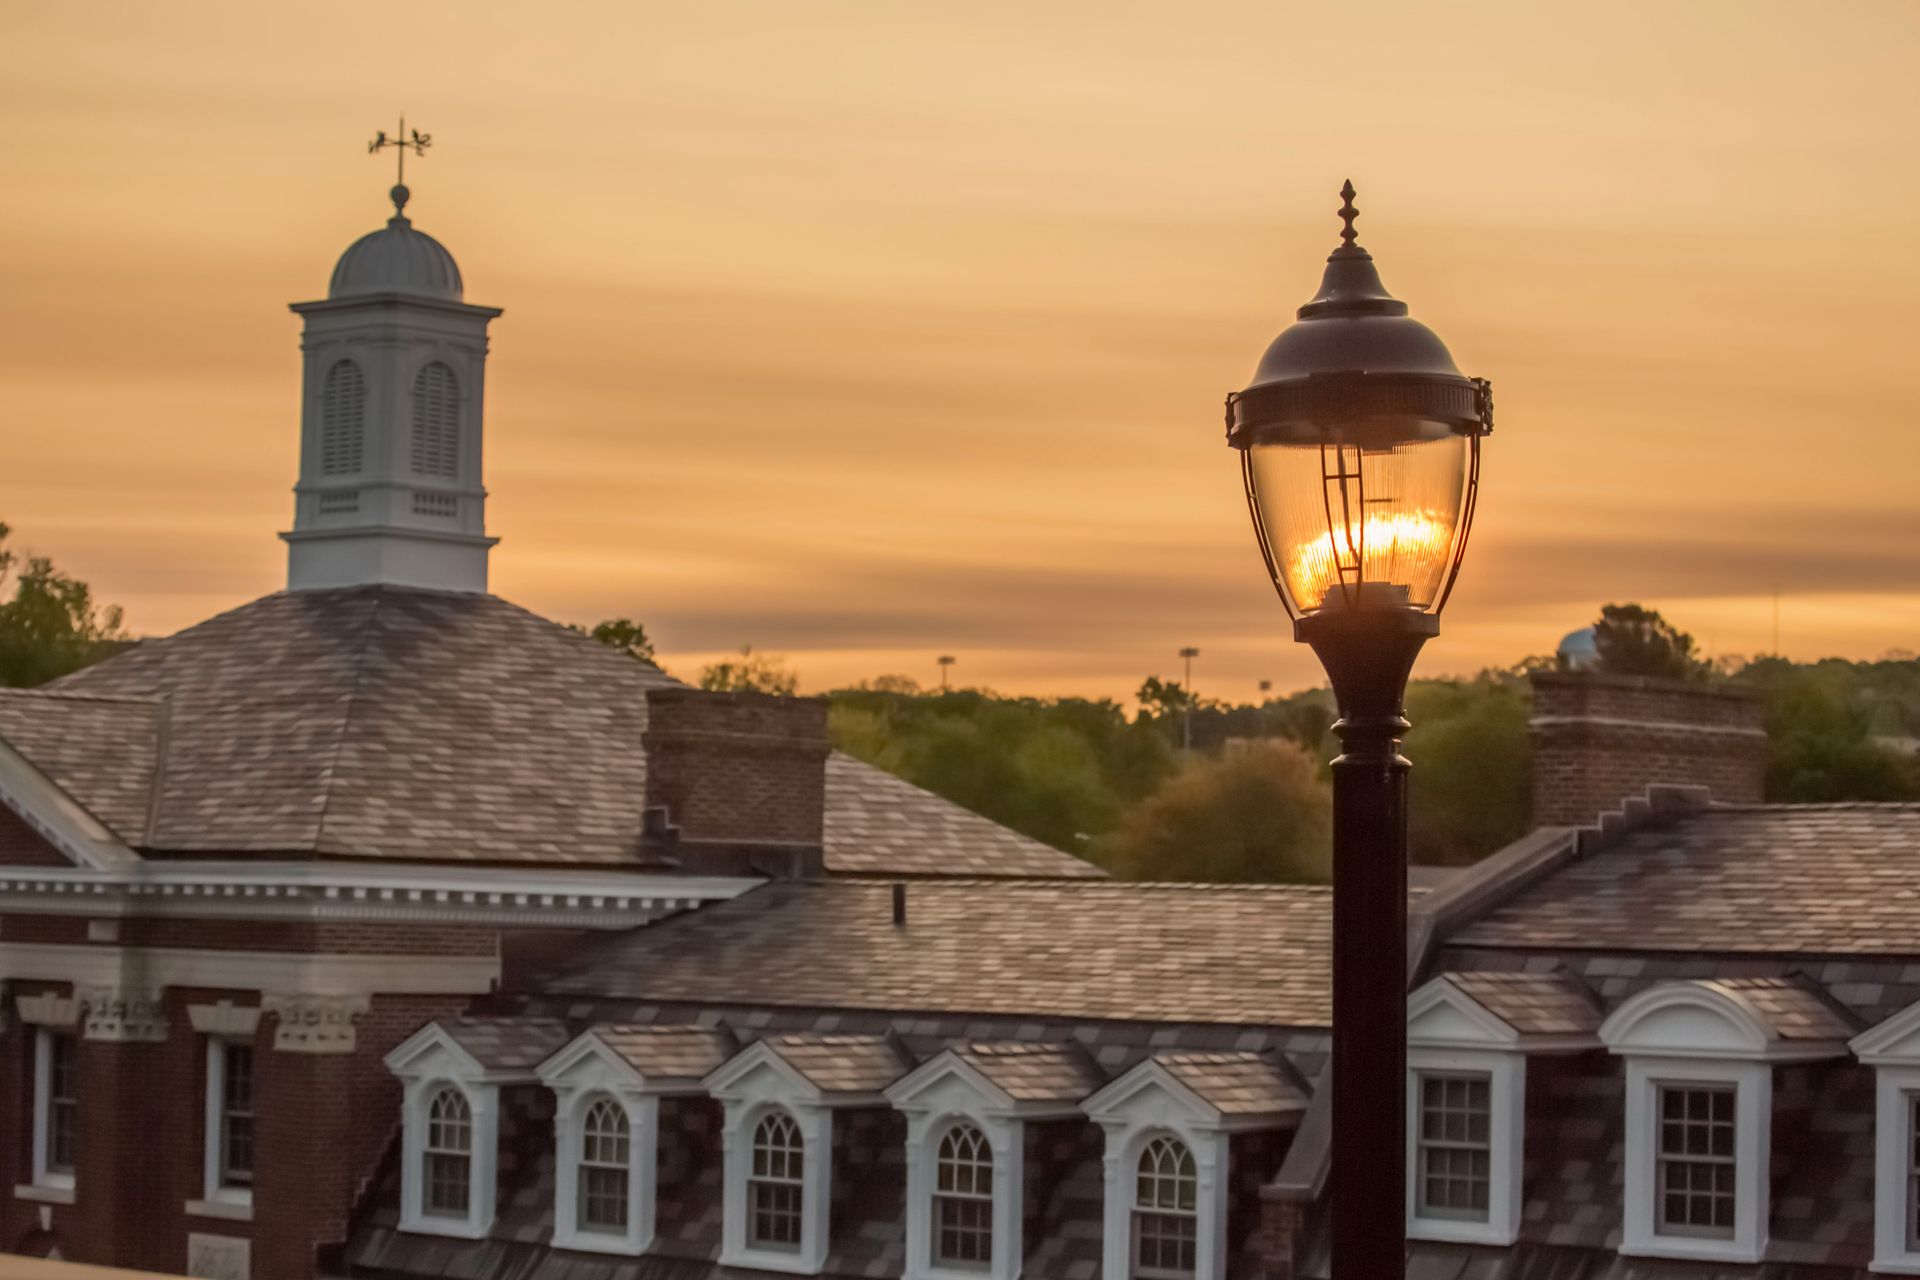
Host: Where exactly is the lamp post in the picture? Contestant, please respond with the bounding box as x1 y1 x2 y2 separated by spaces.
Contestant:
937 654 955 691
1224 182 1491 1275
1178 646 1200 751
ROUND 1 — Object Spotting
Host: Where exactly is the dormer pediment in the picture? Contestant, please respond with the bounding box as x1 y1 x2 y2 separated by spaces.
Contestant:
1601 978 1852 1063
703 1040 826 1106
1083 1061 1219 1133
384 1022 486 1082
1852 997 1920 1065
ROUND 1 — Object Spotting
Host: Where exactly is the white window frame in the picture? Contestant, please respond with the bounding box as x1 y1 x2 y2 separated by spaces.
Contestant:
1131 1131 1201 1280
1082 1061 1253 1280
385 1025 512 1240
195 1037 256 1218
1599 982 1841 1264
705 1045 841 1276
551 1088 654 1255
930 1120 996 1273
1849 1000 1920 1273
31 1027 78 1195
1405 1051 1523 1244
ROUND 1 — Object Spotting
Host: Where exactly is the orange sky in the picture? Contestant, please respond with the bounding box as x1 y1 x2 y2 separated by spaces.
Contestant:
3 1 1917 699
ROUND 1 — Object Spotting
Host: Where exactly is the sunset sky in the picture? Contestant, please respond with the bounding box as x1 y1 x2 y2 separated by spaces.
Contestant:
4 1 1917 699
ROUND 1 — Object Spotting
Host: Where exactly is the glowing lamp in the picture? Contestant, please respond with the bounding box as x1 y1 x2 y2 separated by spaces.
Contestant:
1227 182 1492 630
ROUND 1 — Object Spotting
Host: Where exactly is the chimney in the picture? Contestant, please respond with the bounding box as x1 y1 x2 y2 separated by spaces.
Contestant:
641 688 829 877
1528 671 1766 828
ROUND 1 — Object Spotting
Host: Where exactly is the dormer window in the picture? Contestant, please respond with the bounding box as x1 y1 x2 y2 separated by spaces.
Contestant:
424 1087 474 1218
578 1097 631 1234
932 1122 993 1270
1404 971 1603 1246
1133 1135 1198 1279
1845 993 1920 1272
707 1033 911 1275
749 1110 806 1252
1083 1049 1308 1280
386 1017 570 1241
538 1023 735 1257
1601 977 1853 1263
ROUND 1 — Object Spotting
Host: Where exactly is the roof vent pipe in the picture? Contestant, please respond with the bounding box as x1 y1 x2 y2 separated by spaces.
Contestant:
892 882 907 928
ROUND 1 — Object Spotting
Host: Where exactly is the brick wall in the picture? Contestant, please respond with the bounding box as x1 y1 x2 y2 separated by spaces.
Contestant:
0 808 69 868
642 688 829 852
1529 671 1766 827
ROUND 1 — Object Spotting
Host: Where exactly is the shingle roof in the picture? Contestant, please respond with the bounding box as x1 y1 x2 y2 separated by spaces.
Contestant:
589 1025 739 1082
1451 805 1920 955
823 756 1101 879
1704 976 1859 1041
0 690 160 841
1154 1051 1310 1115
951 1041 1104 1102
536 878 1336 1027
439 1017 572 1071
760 1033 913 1095
1443 972 1603 1037
18 585 1095 879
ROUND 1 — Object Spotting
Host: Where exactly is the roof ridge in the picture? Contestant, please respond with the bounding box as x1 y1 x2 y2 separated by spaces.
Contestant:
0 688 162 707
309 592 390 856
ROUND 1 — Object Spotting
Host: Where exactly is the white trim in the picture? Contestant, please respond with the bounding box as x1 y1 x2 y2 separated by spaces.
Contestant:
0 858 756 928
1407 975 1601 1055
1600 982 1846 1063
13 1182 74 1205
1083 1062 1239 1280
1868 1069 1920 1272
539 1036 661 1256
198 1036 255 1217
30 1027 75 1194
0 737 138 872
1405 1050 1524 1246
387 1024 525 1239
720 1100 832 1275
887 1062 1031 1280
1527 715 1767 739
1618 1057 1769 1263
0 941 498 998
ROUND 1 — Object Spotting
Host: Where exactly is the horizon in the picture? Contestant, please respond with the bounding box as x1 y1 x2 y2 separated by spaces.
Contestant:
5 1 1918 701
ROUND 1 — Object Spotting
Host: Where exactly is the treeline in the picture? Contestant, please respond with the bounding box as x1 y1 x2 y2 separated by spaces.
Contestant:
3 522 1915 884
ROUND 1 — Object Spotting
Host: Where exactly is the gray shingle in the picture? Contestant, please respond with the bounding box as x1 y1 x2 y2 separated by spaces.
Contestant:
538 878 1337 1027
1154 1051 1310 1116
1444 972 1603 1037
951 1041 1104 1102
590 1025 739 1082
0 689 160 843
439 1017 571 1070
760 1033 912 1095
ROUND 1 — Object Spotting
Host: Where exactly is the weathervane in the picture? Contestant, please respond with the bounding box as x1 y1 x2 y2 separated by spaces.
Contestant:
368 117 432 216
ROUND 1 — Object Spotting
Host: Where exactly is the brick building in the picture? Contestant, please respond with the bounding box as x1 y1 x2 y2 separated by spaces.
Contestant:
8 181 1918 1280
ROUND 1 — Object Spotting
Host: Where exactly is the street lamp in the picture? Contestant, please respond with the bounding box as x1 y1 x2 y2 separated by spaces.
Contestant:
937 654 956 691
1224 182 1491 1273
1178 646 1200 751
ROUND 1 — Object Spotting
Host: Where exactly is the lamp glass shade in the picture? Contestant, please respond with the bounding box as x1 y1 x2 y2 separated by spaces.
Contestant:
1243 422 1473 617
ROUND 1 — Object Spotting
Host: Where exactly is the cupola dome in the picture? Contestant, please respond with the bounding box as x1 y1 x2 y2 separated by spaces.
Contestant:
327 184 464 301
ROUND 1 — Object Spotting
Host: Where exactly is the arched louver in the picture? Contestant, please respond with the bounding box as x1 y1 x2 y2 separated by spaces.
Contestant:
410 361 460 479
320 360 366 476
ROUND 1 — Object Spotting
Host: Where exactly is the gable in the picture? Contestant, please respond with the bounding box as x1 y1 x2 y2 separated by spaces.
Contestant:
1407 981 1520 1050
0 802 75 868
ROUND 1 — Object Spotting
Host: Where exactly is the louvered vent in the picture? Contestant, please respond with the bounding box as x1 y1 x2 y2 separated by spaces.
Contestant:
410 362 460 478
318 491 360 514
320 360 366 476
411 491 458 519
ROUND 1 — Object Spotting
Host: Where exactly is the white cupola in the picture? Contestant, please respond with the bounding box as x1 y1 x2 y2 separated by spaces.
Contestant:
281 182 502 593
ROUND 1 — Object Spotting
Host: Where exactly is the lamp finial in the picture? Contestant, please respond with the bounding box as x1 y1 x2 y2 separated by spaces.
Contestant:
1338 180 1358 249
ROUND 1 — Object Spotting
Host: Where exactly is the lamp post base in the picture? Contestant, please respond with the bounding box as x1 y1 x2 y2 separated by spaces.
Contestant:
1297 605 1434 1280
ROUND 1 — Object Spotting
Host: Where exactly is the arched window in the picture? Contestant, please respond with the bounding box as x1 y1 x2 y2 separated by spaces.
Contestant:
934 1122 994 1269
577 1096 630 1233
424 1086 472 1217
748 1110 804 1252
320 360 366 476
410 361 460 478
1133 1136 1197 1279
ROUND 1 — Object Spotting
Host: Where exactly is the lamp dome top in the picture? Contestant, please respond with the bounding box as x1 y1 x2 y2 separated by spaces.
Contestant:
327 184 464 302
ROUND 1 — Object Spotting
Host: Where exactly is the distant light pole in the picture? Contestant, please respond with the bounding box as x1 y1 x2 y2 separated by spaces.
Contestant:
936 654 955 691
1178 646 1200 752
1224 182 1491 1271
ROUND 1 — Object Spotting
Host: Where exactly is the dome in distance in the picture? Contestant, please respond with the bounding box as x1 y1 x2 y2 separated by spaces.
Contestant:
327 184 464 302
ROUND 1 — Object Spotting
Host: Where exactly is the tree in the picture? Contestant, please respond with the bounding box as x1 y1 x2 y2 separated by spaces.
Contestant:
1733 656 1920 802
1094 740 1331 883
1590 603 1709 680
0 522 129 688
583 617 657 665
699 646 800 696
1404 678 1533 865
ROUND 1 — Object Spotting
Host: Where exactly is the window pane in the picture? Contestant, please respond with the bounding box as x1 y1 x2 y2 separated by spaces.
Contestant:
1414 1072 1491 1224
1655 1085 1737 1240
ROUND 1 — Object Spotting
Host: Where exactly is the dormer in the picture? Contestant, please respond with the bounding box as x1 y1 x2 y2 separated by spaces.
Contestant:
536 1024 738 1256
704 1033 913 1275
885 1042 1103 1280
384 1017 569 1240
1404 971 1602 1245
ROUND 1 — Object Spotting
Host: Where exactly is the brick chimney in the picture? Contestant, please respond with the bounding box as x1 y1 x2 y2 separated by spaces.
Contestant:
1528 670 1766 828
641 688 829 876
